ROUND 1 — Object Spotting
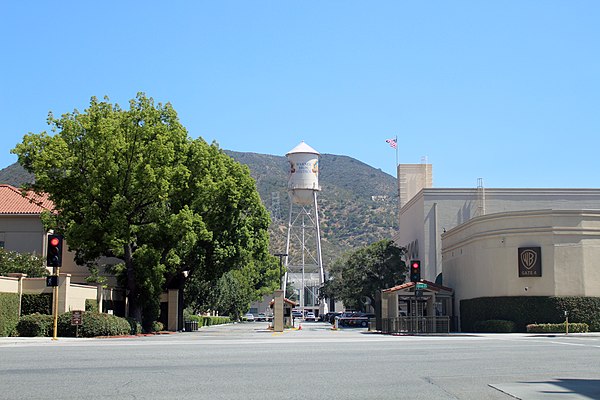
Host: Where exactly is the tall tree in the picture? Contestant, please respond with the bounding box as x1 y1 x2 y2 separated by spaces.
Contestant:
321 239 406 312
12 93 277 325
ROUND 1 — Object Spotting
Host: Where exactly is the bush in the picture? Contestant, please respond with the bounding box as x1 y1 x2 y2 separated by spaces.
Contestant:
203 316 231 326
151 321 164 332
21 293 52 315
85 299 99 313
0 293 20 337
527 322 589 333
57 312 131 337
16 313 53 337
127 318 143 335
185 315 231 328
187 314 204 328
461 296 600 332
473 320 516 333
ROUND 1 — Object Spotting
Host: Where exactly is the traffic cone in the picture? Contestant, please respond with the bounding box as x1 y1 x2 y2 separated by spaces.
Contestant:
298 324 302 330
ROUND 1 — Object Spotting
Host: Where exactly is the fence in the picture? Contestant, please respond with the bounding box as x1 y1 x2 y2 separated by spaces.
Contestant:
381 316 450 334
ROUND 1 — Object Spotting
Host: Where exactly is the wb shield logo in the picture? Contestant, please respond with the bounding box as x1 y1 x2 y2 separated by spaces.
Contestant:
520 250 537 269
518 247 541 277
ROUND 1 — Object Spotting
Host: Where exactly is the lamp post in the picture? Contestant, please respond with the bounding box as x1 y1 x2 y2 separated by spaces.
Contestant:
273 253 287 290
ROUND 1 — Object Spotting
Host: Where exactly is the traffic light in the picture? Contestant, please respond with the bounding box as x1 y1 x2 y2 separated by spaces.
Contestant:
410 260 421 282
46 234 63 268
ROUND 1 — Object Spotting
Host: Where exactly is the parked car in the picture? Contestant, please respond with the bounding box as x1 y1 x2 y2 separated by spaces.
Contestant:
323 312 343 323
243 313 255 322
256 313 267 321
336 312 374 327
292 310 303 319
304 312 316 321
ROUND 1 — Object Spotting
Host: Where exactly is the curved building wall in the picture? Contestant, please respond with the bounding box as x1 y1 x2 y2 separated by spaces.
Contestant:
442 209 600 320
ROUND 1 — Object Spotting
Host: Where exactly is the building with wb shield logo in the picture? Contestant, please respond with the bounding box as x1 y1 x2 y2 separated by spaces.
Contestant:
388 163 600 331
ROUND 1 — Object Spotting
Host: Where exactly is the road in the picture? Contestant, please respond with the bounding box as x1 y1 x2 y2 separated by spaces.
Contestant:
1 322 600 399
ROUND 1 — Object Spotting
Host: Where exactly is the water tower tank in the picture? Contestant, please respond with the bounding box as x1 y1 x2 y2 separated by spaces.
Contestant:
286 141 320 205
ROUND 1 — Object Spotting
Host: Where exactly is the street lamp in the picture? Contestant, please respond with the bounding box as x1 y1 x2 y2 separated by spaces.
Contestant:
273 253 287 290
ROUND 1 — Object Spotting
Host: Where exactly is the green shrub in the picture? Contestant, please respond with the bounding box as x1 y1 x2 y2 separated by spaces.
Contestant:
461 296 600 332
21 293 52 315
187 314 204 328
127 317 143 335
151 321 164 332
85 299 99 313
57 312 131 337
527 322 589 333
185 315 231 328
473 320 516 333
203 316 231 326
16 313 53 337
0 293 20 337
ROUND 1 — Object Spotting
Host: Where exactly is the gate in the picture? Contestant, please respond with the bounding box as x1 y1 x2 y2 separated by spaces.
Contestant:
382 316 450 334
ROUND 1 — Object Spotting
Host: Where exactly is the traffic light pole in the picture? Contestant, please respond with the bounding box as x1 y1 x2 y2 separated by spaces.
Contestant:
52 266 60 340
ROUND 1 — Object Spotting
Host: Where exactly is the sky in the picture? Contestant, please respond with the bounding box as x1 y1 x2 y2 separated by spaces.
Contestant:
1 1 599 188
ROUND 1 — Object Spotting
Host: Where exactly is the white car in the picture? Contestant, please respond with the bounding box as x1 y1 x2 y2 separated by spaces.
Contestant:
243 313 255 322
305 312 316 321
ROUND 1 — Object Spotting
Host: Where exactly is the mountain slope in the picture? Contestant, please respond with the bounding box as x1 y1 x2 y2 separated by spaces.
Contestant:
225 151 398 266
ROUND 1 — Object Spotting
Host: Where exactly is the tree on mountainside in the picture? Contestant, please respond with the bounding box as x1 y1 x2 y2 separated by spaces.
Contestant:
12 93 277 327
321 239 406 312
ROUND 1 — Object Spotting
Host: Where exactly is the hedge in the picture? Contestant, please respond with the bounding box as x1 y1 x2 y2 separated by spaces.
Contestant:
461 296 600 332
473 319 516 333
0 293 20 337
57 312 131 337
527 322 589 333
21 293 52 315
16 313 53 337
186 315 231 328
16 312 131 337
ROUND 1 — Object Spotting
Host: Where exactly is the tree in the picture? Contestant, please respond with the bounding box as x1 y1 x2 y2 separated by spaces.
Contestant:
321 239 406 313
12 93 277 326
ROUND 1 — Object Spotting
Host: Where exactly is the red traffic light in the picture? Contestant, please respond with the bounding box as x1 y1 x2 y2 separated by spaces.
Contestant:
46 234 63 268
409 259 421 282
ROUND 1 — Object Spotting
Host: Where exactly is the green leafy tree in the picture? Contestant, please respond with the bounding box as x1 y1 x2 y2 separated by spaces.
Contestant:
321 239 406 313
12 93 277 326
0 248 47 277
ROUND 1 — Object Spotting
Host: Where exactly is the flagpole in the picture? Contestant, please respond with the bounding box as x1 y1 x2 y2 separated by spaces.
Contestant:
395 135 398 170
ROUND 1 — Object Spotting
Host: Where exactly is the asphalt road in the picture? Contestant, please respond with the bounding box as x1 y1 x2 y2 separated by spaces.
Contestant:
1 322 600 400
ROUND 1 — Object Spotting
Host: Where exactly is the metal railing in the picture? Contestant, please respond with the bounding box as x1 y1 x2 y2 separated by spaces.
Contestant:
381 316 450 334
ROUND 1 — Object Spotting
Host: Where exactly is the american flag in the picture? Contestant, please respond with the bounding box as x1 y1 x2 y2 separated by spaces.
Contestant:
386 138 397 149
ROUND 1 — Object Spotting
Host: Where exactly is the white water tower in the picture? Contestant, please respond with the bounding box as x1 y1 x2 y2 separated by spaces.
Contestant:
283 141 327 317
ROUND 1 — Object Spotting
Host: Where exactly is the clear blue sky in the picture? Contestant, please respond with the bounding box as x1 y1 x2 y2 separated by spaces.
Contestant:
2 1 599 188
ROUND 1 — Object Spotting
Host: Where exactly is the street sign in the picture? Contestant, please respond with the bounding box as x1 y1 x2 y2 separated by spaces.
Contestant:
71 310 83 326
416 283 428 289
46 275 58 287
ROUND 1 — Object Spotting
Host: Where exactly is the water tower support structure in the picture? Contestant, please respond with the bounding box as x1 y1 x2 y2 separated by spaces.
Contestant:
282 142 328 317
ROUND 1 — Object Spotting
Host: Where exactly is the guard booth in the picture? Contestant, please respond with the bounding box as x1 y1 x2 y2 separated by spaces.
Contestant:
380 280 454 334
269 296 298 330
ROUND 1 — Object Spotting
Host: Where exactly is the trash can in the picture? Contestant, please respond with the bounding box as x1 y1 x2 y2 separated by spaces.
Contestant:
185 320 198 332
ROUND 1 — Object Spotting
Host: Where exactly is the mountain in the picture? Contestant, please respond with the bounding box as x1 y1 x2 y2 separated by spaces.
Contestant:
224 151 398 266
0 152 398 267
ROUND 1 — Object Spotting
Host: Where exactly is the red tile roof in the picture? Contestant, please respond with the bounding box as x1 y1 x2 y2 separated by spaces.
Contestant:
0 184 54 215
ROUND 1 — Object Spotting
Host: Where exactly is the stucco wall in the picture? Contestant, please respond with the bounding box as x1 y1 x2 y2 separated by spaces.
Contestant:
398 188 600 284
442 209 600 318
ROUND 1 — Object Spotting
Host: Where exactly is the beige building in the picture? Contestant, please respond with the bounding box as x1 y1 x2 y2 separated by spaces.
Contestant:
391 165 600 330
443 209 600 321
